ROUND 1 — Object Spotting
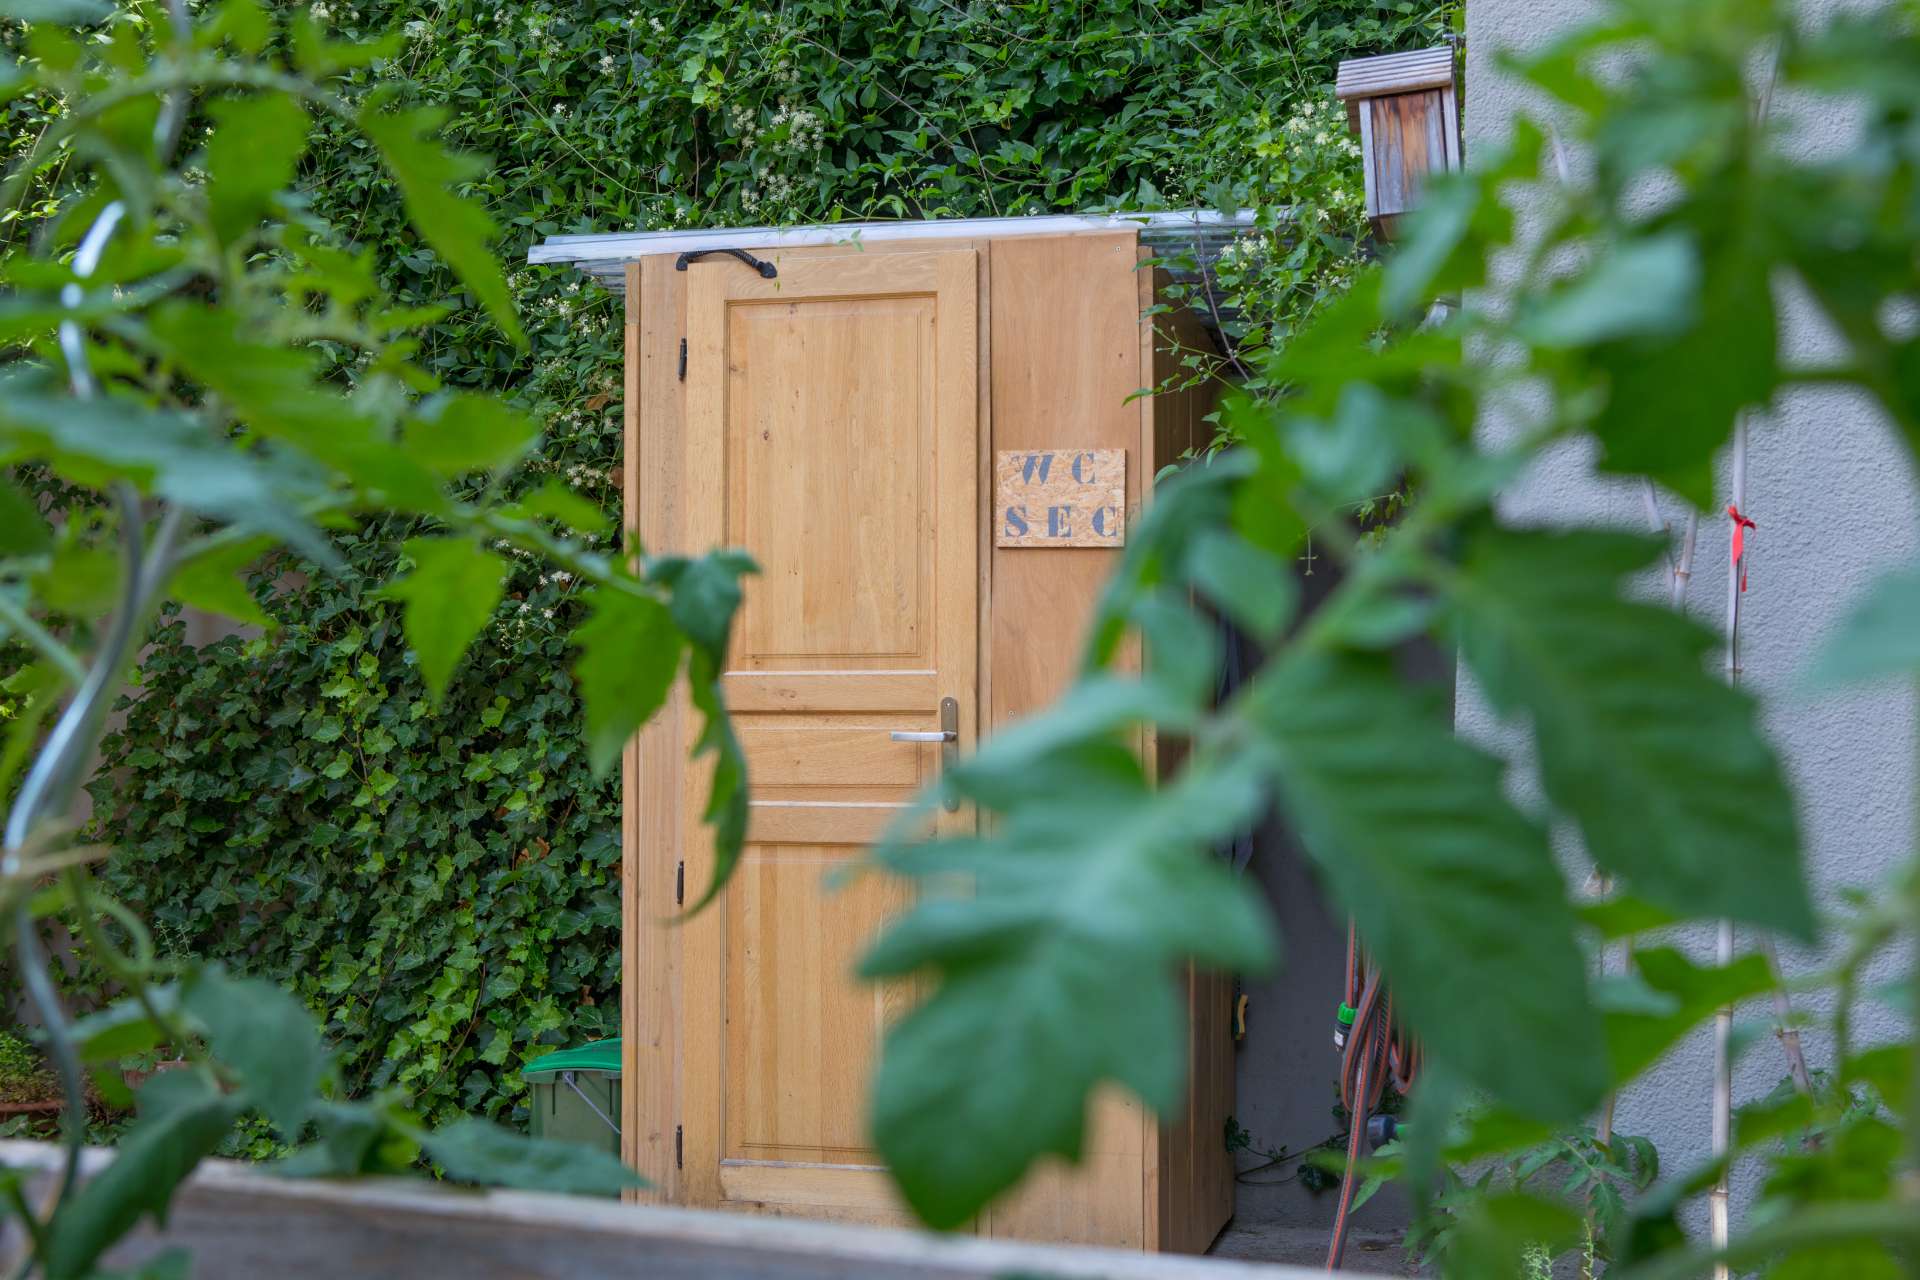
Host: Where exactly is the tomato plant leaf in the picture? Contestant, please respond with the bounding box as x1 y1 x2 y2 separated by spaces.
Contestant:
1454 526 1812 938
383 537 509 702
1248 650 1606 1121
571 585 682 777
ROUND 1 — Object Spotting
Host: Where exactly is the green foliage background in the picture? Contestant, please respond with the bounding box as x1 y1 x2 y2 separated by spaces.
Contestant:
38 0 1453 1135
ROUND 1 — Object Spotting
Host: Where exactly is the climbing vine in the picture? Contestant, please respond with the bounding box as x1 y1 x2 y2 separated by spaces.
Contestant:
14 0 1454 1134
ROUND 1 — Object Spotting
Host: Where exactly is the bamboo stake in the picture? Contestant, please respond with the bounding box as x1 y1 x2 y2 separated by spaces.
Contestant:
1708 421 1750 1280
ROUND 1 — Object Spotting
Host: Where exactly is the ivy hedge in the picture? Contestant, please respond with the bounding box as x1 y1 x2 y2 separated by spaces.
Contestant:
61 0 1453 1139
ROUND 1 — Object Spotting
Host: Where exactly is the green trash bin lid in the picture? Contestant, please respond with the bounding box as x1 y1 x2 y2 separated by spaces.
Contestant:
522 1037 621 1081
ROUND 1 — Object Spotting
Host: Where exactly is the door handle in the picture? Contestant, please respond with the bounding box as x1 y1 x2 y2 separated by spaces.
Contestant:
889 698 961 812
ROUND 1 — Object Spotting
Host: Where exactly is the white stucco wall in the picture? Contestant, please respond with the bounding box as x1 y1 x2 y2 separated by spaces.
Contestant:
1464 0 1915 1212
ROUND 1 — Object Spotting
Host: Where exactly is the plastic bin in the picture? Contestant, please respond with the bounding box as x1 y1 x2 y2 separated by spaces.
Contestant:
522 1037 621 1164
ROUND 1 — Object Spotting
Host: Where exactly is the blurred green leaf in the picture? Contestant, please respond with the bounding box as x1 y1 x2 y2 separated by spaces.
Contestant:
383 537 509 702
649 549 754 660
204 93 309 246
571 585 682 777
1605 948 1776 1085
1518 231 1699 348
863 750 1276 1228
358 103 525 347
0 373 338 566
1248 651 1605 1121
1808 563 1920 687
42 1074 242 1280
0 473 50 557
1442 1191 1585 1277
418 1118 645 1194
184 965 327 1138
68 989 179 1063
171 537 273 629
1454 527 1812 937
683 648 747 910
405 393 539 477
1183 528 1296 643
1583 214 1776 505
507 478 611 536
0 0 109 21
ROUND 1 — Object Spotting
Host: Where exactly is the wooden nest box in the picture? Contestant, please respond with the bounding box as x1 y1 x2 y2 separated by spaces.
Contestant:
1335 45 1462 240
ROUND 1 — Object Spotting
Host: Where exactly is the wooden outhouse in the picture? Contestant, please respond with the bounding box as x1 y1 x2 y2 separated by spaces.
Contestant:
529 213 1251 1252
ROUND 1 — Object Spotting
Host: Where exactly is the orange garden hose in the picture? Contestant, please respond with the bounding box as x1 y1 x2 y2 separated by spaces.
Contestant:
1327 923 1419 1271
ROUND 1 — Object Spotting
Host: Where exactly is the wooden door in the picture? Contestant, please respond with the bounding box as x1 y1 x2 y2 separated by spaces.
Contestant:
678 249 979 1226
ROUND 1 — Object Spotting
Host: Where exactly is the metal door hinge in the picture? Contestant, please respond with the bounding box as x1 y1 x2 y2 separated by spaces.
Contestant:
677 337 687 380
675 1125 683 1169
675 861 685 906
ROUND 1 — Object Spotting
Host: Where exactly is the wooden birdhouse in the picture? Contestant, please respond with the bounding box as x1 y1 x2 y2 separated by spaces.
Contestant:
1335 45 1462 240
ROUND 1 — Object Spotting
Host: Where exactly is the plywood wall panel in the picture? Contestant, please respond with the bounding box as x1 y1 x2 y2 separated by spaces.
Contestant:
987 232 1145 729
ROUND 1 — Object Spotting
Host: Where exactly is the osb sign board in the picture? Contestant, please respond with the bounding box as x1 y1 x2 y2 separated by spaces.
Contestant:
994 449 1126 548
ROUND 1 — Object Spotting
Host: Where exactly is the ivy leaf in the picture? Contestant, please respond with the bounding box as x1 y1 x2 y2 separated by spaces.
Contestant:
1453 527 1812 938
1808 563 1920 686
42 1074 243 1280
358 101 524 347
383 537 508 702
570 585 683 777
1247 650 1605 1121
170 537 273 629
404 392 540 477
418 1118 644 1194
183 966 328 1138
862 750 1276 1229
204 92 309 246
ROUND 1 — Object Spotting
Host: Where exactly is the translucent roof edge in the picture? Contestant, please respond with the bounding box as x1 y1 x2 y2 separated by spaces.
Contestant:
526 208 1266 276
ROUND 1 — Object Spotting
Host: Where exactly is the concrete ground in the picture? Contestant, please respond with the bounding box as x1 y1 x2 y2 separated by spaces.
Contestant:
1208 1222 1420 1275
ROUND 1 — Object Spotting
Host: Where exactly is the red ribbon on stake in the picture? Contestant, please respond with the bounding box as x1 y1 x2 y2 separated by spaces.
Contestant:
1727 504 1756 592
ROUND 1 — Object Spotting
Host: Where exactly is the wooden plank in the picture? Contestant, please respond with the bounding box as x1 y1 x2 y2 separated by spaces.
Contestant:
0 1141 1323 1280
1140 256 1230 1255
626 256 689 1204
983 231 1150 1245
724 672 938 714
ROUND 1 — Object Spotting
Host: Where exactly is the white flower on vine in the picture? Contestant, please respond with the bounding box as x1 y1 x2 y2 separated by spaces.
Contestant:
600 53 615 72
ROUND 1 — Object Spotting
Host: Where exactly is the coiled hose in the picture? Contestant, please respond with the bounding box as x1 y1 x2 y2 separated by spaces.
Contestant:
1327 922 1419 1271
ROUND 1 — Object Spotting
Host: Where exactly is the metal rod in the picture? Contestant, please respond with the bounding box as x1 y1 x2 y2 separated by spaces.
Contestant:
560 1072 621 1138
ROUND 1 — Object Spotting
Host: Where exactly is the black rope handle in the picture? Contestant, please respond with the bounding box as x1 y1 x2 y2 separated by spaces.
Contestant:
675 247 777 278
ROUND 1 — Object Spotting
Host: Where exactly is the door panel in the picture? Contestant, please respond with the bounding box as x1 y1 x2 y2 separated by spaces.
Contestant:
680 249 979 1226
